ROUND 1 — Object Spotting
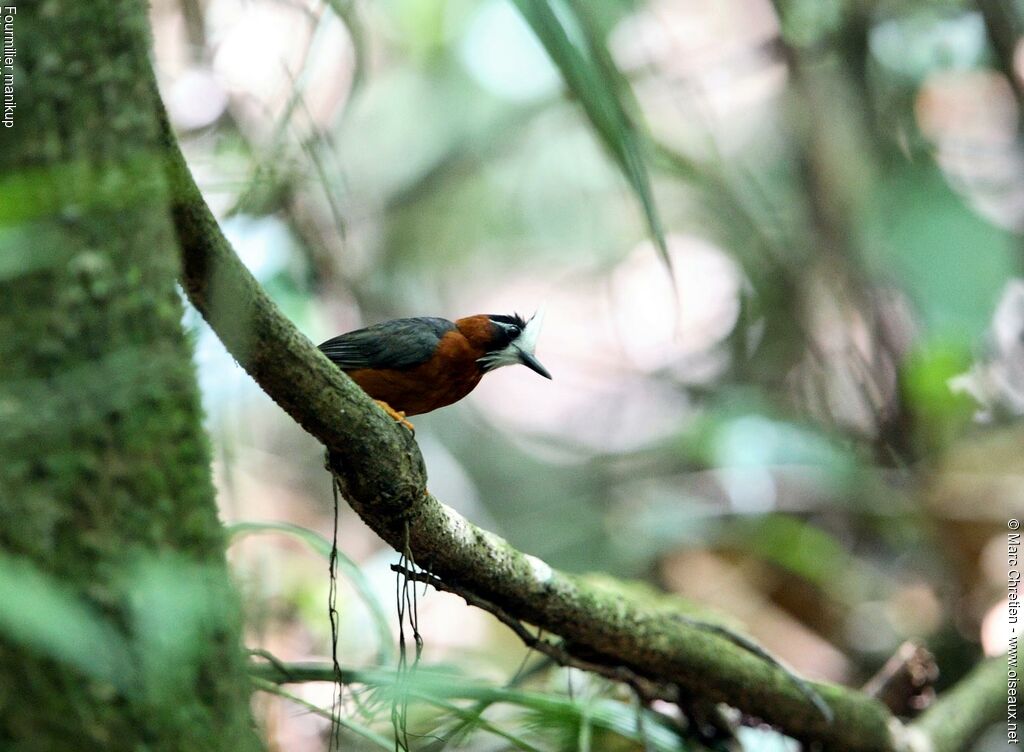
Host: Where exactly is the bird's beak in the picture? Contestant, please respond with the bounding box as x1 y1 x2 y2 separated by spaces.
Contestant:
518 349 552 379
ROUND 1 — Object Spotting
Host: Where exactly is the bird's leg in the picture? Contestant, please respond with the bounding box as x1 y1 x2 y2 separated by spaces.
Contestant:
374 400 415 433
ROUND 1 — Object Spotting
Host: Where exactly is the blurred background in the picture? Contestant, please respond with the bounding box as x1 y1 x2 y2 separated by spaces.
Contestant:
152 0 1020 748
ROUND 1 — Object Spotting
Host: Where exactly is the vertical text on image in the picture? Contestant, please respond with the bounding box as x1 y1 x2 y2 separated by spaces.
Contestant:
1009 520 1019 744
2 5 15 128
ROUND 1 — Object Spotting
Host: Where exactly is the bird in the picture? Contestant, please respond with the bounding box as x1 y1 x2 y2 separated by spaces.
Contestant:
318 310 551 429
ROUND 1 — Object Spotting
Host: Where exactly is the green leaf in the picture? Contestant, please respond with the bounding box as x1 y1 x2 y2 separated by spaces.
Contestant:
509 0 670 268
226 521 394 663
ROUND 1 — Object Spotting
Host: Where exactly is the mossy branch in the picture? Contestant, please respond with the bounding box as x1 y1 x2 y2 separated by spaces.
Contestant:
155 75 1006 751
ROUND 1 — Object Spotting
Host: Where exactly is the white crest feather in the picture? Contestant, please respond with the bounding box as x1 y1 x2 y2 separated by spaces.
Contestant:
518 306 545 355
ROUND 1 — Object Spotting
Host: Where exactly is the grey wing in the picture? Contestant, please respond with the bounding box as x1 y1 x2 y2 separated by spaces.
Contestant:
318 317 455 371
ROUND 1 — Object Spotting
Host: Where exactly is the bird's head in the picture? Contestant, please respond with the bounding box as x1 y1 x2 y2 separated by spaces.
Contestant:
475 309 551 379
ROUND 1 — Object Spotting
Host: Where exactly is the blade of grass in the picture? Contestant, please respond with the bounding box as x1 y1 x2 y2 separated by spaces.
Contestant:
423 682 685 751
227 521 394 663
410 691 545 752
322 0 369 95
578 704 592 752
254 677 394 750
518 694 685 752
420 655 553 752
253 661 689 750
510 0 671 271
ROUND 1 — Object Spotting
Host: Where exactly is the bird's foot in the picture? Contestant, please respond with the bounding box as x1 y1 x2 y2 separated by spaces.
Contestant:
375 400 415 433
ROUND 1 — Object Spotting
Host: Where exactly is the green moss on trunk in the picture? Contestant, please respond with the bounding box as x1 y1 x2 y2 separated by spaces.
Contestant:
0 2 259 749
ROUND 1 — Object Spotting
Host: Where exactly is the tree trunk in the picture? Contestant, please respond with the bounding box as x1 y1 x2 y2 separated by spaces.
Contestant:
0 2 259 749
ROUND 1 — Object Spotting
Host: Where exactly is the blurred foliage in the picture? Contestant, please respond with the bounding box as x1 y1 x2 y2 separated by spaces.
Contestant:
0 551 245 706
227 521 396 663
113 0 1024 747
